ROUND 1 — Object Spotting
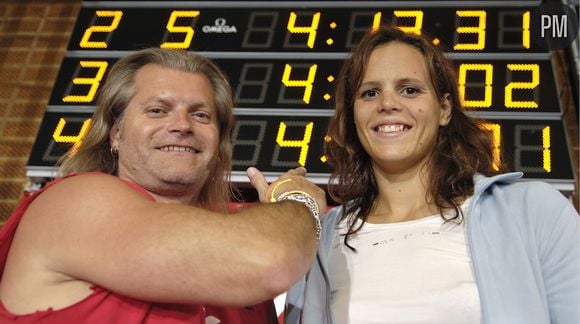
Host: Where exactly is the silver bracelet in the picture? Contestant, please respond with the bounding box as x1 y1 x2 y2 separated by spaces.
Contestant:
276 191 321 241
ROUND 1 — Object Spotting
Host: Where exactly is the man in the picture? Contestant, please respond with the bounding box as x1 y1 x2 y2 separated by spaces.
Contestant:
0 48 325 323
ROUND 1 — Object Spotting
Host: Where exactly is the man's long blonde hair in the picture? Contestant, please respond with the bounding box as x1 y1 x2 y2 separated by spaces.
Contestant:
58 48 235 211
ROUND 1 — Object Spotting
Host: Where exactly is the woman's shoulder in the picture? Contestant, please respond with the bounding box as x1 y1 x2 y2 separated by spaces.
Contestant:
492 178 569 203
475 172 566 200
474 174 578 219
322 205 343 225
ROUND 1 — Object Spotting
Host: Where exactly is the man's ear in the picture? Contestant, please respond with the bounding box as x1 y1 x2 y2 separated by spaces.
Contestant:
439 93 452 126
109 122 120 148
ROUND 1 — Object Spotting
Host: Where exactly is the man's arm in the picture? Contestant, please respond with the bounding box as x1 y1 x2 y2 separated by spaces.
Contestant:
4 171 322 310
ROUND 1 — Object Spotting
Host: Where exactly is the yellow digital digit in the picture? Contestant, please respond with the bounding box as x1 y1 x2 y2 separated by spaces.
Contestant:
393 10 423 35
53 118 92 152
80 10 123 49
514 124 553 173
458 64 493 108
371 12 382 31
482 123 502 171
62 61 108 103
522 11 530 49
346 12 381 46
320 135 332 163
287 12 321 48
281 64 318 104
542 126 552 172
276 121 314 166
160 10 200 49
505 64 539 109
453 10 486 50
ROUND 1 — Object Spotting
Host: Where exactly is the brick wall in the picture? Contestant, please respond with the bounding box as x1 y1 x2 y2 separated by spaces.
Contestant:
0 0 81 223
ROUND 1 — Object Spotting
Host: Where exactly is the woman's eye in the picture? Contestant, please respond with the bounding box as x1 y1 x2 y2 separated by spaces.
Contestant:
402 87 419 95
361 89 379 98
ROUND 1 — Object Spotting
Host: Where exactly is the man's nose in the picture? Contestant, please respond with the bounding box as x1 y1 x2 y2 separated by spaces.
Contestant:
168 111 193 133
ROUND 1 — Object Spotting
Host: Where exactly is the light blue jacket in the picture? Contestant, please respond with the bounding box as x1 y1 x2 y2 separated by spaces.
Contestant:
285 173 580 324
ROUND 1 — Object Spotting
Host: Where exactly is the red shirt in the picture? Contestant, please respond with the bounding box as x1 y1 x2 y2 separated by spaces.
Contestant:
0 173 276 323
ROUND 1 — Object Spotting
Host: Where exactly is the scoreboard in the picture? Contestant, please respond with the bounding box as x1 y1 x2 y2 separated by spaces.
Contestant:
27 0 577 194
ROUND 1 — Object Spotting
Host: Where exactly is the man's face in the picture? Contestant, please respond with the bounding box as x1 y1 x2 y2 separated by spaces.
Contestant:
110 64 220 202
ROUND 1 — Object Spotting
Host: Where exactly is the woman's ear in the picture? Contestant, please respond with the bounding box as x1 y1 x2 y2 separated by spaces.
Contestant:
439 93 452 126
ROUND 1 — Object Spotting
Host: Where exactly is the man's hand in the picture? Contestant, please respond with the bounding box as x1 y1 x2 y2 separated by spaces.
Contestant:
246 167 327 215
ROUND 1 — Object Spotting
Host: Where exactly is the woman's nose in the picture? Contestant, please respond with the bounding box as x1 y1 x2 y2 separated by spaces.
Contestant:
378 91 399 113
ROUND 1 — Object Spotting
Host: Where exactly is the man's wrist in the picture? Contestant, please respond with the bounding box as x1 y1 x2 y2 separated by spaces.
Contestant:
275 191 321 241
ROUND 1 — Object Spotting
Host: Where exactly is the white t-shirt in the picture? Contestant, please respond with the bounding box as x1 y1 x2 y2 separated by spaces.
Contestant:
327 199 481 324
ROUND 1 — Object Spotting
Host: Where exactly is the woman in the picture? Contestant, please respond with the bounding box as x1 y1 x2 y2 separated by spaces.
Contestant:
285 25 579 324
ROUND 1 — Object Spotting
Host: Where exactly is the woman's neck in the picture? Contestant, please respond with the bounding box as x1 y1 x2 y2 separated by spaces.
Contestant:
369 170 438 224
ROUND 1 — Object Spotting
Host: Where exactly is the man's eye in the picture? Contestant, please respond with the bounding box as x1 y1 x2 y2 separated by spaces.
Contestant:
193 112 211 123
146 108 165 115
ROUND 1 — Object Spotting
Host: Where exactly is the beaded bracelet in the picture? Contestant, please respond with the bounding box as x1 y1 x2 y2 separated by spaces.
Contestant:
275 190 321 241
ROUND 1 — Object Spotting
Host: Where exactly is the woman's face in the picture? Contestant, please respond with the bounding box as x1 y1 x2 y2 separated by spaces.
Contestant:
353 41 451 175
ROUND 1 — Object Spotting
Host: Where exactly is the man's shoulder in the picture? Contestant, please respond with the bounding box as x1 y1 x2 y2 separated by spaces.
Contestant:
48 172 134 195
29 172 151 223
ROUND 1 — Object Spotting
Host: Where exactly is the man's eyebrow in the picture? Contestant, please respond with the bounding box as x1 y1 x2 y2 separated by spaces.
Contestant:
188 101 212 110
138 96 213 110
139 96 171 106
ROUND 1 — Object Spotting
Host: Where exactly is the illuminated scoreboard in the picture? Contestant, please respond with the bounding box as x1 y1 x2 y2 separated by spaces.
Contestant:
27 0 576 194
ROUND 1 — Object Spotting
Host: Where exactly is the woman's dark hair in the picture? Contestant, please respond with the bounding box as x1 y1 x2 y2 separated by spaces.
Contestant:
326 25 507 247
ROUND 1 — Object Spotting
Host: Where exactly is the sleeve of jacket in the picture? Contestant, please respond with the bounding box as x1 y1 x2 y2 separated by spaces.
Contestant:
285 206 343 324
532 182 580 323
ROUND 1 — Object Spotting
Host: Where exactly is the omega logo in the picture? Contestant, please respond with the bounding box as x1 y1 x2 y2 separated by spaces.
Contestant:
202 18 238 33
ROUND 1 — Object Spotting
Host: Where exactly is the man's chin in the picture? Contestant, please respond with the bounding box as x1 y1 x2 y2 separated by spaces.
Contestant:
154 176 201 196
161 175 198 186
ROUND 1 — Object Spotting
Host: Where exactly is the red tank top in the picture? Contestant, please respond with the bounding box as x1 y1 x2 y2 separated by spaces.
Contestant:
0 173 275 323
